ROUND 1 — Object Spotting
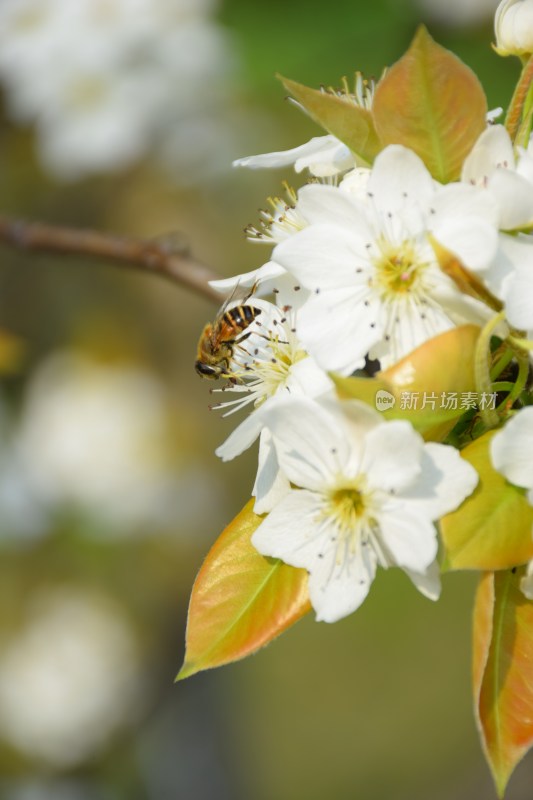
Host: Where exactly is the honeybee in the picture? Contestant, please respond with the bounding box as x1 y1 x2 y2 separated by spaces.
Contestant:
195 286 262 380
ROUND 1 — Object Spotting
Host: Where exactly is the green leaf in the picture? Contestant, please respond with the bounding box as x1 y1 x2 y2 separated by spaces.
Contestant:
372 26 487 182
474 569 533 797
441 432 533 570
278 75 381 165
333 325 481 439
177 500 311 680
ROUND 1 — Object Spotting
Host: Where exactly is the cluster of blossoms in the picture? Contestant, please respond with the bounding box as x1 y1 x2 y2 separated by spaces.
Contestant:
194 11 533 625
0 0 234 180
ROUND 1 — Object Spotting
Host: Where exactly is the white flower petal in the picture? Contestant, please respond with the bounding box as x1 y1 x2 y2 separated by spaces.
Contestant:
285 356 332 398
432 216 498 272
484 234 532 300
461 125 515 184
296 184 368 235
491 407 533 491
295 140 354 177
252 429 290 514
260 396 351 489
297 289 380 374
520 561 533 600
503 249 533 330
404 561 441 601
321 396 381 442
308 543 376 623
274 224 371 291
400 443 479 519
215 410 263 462
369 145 435 214
431 182 499 228
209 261 286 295
340 167 371 198
377 504 438 571
370 288 454 369
489 169 533 230
517 146 533 184
361 421 424 491
251 488 325 565
429 281 493 329
232 135 339 170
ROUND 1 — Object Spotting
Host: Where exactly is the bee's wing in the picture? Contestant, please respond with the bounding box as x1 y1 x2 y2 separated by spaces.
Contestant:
217 279 258 316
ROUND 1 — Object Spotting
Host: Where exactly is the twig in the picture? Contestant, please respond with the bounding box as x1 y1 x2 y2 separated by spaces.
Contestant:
0 214 223 303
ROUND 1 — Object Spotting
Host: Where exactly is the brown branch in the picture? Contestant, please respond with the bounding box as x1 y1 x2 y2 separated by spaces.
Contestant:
0 214 223 303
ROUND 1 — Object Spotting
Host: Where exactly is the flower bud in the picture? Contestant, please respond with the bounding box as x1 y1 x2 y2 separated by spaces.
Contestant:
495 0 533 57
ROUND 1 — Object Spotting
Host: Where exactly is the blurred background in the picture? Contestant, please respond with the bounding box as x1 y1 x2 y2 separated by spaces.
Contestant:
0 0 529 799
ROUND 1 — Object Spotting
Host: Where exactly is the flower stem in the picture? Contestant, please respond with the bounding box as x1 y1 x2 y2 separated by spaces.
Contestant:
505 53 533 142
509 334 533 351
490 346 514 381
496 353 530 413
475 311 507 427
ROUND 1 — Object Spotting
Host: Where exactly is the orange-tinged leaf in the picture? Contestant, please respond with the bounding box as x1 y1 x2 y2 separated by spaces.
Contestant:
474 569 533 797
372 26 487 182
279 75 381 165
332 325 480 438
177 500 311 680
441 432 533 570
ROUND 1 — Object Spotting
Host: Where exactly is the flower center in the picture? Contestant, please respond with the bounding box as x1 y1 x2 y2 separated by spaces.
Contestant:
327 481 369 537
373 239 427 296
244 333 306 406
211 314 308 416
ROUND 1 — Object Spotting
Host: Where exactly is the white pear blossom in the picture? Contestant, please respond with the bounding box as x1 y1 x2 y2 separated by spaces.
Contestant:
416 0 501 29
213 300 331 512
269 145 498 373
491 406 533 599
462 125 533 230
248 395 478 623
495 0 533 57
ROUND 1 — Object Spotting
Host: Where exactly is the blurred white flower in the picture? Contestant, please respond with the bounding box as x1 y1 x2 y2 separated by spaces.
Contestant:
12 352 189 534
0 0 236 180
0 588 144 767
416 0 499 29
